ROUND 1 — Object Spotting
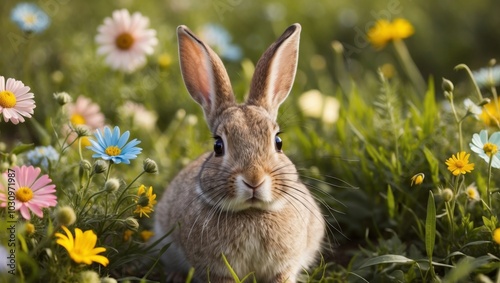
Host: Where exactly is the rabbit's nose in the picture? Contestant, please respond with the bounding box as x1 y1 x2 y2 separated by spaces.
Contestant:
242 179 264 190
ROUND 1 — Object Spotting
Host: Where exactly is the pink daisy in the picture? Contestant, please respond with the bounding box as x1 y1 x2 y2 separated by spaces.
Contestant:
65 95 105 147
0 166 57 220
95 9 158 73
0 76 36 124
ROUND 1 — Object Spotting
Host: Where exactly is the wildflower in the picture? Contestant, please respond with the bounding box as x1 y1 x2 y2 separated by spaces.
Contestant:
78 270 100 283
410 173 424 186
298 89 340 124
441 188 454 202
473 65 500 88
65 96 105 147
479 98 500 127
54 205 76 226
123 229 134 242
198 23 242 61
143 158 158 174
25 222 35 235
10 3 50 34
469 130 500 168
118 101 158 131
55 226 109 266
0 166 57 220
0 76 36 124
92 160 108 174
53 92 72 106
367 18 414 49
134 185 157 218
158 53 172 68
445 152 475 176
104 178 120 193
124 217 139 231
493 228 500 245
88 126 142 164
140 230 154 242
441 78 454 92
463 98 482 118
95 9 158 73
25 146 59 170
465 183 480 201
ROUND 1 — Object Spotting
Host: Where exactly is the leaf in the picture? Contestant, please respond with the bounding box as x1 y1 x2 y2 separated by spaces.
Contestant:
387 185 395 219
425 191 436 260
358 254 414 269
222 253 242 283
422 77 437 137
443 255 495 282
422 146 440 186
11 143 34 155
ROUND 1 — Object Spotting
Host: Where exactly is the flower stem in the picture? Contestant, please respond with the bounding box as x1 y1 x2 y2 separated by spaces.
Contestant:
392 40 426 95
454 64 483 101
487 156 493 209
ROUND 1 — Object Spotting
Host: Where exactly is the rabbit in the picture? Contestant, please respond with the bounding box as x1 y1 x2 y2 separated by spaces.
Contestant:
154 23 325 283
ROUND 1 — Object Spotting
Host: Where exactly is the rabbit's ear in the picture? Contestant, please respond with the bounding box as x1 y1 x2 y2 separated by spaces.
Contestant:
177 25 235 127
247 24 301 120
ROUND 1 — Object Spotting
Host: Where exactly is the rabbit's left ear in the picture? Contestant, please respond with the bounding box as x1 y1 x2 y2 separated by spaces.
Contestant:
247 24 301 120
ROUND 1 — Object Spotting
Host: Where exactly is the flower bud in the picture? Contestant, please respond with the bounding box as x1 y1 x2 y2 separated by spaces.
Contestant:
53 92 72 106
101 277 118 283
441 188 454 202
9 154 17 165
74 125 91 137
489 58 497 67
410 173 425 186
93 160 107 174
143 158 158 174
104 178 120 193
124 217 139 231
80 160 92 172
25 222 36 236
0 142 6 152
55 205 77 226
79 270 100 283
442 78 454 92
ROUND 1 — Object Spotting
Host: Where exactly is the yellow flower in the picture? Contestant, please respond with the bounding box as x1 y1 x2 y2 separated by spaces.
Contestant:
368 18 414 49
55 226 109 266
133 185 157 218
140 230 154 242
480 98 500 127
466 183 480 201
493 228 500 244
123 229 134 242
445 152 475 176
410 173 425 186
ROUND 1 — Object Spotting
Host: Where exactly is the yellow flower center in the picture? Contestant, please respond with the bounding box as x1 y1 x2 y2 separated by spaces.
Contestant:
105 146 121 156
483 142 498 157
115 32 135 50
70 114 86 125
454 160 464 168
16 187 34 203
23 14 36 24
0 90 17 108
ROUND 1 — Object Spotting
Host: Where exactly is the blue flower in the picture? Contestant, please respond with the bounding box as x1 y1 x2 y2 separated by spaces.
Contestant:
199 24 242 61
25 146 59 170
88 126 142 164
10 3 50 34
469 130 500 168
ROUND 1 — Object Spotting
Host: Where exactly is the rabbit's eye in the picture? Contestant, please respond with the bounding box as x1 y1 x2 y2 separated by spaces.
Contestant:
275 135 283 152
214 136 224 156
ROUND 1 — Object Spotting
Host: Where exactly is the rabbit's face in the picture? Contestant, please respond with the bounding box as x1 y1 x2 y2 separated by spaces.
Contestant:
198 105 297 212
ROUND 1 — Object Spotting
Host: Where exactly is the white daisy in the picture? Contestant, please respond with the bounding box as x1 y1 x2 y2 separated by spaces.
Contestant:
95 9 158 73
0 76 36 124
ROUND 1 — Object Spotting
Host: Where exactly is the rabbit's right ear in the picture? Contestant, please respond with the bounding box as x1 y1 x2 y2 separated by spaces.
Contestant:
177 25 235 127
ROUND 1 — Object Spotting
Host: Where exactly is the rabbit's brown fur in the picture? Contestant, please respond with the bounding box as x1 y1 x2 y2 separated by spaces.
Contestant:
154 23 325 283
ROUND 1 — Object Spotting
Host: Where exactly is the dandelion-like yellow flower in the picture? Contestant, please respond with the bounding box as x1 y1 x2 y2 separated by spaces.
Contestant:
445 152 475 176
410 173 425 186
140 230 154 242
368 18 414 49
133 185 157 218
493 228 500 244
55 226 109 266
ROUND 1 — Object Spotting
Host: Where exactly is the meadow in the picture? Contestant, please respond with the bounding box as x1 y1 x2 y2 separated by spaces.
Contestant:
1 0 500 282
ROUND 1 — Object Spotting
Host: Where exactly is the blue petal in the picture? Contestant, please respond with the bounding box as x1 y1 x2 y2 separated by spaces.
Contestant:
489 132 500 146
110 126 121 145
117 130 131 148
